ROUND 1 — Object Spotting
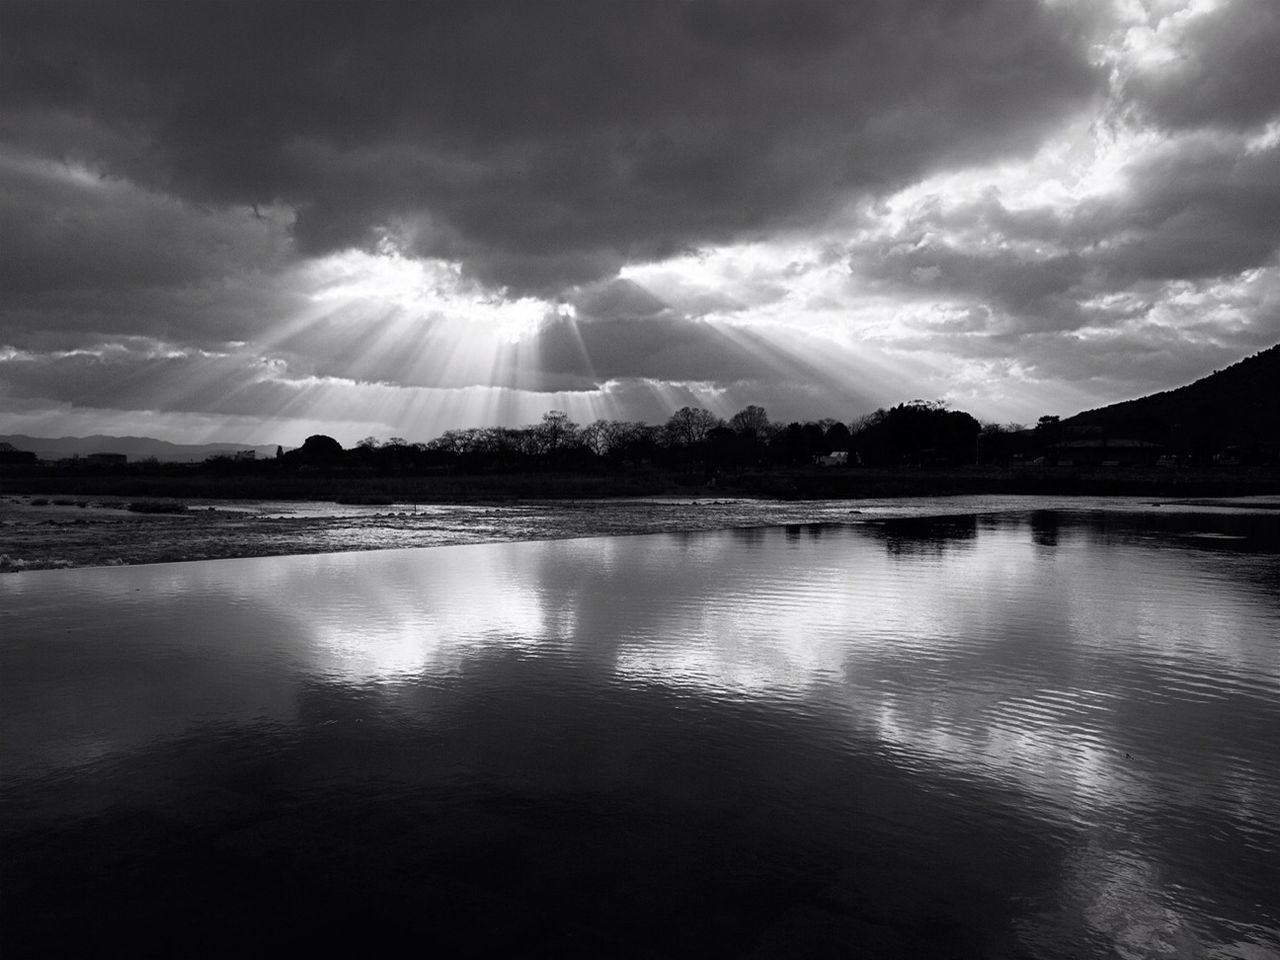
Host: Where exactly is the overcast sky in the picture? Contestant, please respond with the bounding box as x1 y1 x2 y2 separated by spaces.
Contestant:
2 0 1278 445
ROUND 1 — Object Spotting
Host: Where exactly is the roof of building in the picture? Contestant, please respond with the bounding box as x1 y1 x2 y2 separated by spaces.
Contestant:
1049 439 1163 449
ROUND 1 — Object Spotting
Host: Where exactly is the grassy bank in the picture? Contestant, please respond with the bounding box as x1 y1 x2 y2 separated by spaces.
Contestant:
4 464 1280 503
0 468 697 503
728 465 1280 499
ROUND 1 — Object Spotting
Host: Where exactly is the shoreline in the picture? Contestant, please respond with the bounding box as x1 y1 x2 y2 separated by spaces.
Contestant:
4 491 1279 573
5 463 1280 504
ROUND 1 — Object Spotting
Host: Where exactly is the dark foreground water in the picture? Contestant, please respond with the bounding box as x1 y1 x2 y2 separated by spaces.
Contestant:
3 506 1278 958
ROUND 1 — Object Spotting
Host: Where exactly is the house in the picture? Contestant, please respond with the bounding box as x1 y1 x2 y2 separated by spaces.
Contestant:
1046 439 1162 467
0 442 37 465
86 452 128 465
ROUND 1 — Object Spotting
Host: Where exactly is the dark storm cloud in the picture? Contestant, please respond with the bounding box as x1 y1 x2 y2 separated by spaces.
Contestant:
979 329 1265 407
860 239 1091 332
0 344 359 420
0 0 1103 294
530 314 826 391
1083 136 1280 284
0 154 297 348
1122 0 1280 131
0 345 243 412
1 279 296 352
0 329 876 427
0 158 270 294
849 132 1280 337
259 278 852 396
285 309 838 394
568 278 669 321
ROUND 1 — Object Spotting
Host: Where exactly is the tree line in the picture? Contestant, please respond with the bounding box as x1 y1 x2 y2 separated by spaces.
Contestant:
281 400 1028 474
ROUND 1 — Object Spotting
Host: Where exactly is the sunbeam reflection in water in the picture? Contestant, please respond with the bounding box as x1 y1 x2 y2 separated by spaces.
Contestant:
2 507 1278 958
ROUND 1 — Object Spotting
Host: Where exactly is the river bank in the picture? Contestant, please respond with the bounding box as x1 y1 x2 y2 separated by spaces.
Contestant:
0 494 851 571
5 463 1280 504
4 491 1279 573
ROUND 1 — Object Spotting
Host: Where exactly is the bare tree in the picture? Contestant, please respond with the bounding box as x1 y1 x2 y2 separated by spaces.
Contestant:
536 410 579 455
664 406 721 447
581 419 615 457
729 405 772 442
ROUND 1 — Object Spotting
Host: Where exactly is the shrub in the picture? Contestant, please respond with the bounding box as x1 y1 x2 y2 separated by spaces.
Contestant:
127 500 188 514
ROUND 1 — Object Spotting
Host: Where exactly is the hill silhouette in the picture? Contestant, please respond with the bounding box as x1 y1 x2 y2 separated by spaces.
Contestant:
1061 343 1279 460
0 434 279 463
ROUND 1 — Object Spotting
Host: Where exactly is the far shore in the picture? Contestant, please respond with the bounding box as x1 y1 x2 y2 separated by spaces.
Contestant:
5 462 1280 504
3 473 1279 574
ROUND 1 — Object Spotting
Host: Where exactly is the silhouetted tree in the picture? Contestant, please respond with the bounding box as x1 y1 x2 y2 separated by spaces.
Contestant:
706 425 739 466
729 405 772 443
297 434 344 463
1034 415 1063 452
824 422 851 452
580 419 614 458
977 421 1030 464
536 411 578 455
664 406 721 448
852 401 980 466
769 421 827 465
612 422 662 462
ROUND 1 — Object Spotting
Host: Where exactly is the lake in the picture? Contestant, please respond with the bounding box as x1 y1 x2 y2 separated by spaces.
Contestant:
2 503 1278 957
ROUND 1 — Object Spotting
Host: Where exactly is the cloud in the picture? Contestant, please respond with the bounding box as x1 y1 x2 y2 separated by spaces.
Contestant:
842 125 1280 342
2 0 1279 441
1 0 1103 295
1121 0 1280 132
0 149 300 348
0 331 895 447
1086 133 1280 284
0 152 290 294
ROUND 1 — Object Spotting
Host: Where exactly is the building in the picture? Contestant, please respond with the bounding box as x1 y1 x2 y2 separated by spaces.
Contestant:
1046 439 1163 467
0 442 38 465
86 452 128 465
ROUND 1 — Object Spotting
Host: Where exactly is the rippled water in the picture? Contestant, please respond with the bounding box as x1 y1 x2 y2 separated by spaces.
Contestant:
2 506 1278 957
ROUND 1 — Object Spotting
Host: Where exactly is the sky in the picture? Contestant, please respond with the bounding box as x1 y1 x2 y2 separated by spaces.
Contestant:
2 0 1278 447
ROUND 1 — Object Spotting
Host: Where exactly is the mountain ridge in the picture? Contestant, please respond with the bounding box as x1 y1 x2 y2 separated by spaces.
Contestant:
0 434 281 463
4 341 1277 462
1061 342 1279 455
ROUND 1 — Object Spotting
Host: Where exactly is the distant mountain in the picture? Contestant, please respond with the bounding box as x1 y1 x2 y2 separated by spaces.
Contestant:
1062 343 1280 457
0 434 282 463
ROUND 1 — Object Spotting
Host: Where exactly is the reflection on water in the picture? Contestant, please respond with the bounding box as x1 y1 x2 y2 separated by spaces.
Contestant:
2 507 1278 957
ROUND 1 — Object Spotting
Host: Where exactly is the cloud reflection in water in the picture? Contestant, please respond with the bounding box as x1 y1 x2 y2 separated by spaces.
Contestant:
2 509 1278 956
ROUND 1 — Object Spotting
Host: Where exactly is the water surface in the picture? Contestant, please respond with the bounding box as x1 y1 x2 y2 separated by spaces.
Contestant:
3 507 1278 957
